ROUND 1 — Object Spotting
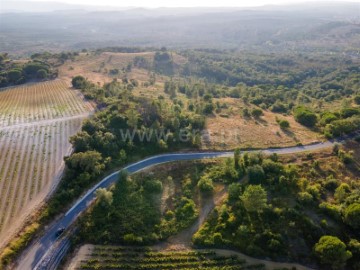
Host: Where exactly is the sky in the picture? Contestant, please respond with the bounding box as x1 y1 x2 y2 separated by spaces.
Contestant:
24 0 360 8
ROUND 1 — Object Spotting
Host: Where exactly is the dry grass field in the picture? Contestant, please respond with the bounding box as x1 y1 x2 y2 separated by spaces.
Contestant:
203 98 322 150
0 80 94 249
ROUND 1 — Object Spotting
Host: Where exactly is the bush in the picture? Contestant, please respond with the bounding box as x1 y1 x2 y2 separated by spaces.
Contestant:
319 202 342 221
344 203 360 229
144 179 163 194
279 119 290 129
294 106 317 127
314 236 352 269
324 117 360 138
323 177 339 191
251 108 264 118
248 165 266 184
297 191 313 205
197 177 214 194
340 107 360 119
320 112 338 126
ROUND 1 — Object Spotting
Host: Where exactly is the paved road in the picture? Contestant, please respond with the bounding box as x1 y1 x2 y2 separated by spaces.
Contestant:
15 138 346 269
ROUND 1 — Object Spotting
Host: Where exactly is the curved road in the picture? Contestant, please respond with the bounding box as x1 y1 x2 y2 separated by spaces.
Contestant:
16 138 346 269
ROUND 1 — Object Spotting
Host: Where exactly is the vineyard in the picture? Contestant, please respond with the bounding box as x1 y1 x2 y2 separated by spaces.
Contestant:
0 80 93 249
0 80 93 126
73 246 267 270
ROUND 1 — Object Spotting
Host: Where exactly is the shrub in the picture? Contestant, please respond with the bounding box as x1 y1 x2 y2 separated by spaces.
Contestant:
144 179 163 194
251 108 264 118
323 177 339 191
340 107 360 119
324 117 360 137
297 191 313 205
320 112 339 126
247 165 266 184
279 119 290 129
334 183 351 202
294 106 317 127
243 108 251 117
314 236 352 269
197 177 214 194
319 202 342 221
344 203 360 229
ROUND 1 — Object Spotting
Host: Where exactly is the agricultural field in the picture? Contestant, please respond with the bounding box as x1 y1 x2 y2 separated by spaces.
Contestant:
0 80 93 126
68 245 308 270
0 80 93 249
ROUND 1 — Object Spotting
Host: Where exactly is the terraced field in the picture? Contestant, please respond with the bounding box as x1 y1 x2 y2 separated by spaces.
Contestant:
0 80 93 249
71 246 266 270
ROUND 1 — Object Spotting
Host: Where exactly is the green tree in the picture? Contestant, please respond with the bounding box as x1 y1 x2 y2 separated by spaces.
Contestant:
95 188 113 207
344 203 360 229
240 185 267 213
314 236 352 269
294 106 317 127
247 165 266 184
8 69 22 83
234 148 241 169
36 69 48 79
71 75 87 89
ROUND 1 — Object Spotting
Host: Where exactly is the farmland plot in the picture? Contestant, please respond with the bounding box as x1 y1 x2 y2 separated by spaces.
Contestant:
0 80 93 249
0 80 93 126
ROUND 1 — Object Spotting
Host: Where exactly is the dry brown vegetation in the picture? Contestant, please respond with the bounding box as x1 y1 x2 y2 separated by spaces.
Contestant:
203 98 322 150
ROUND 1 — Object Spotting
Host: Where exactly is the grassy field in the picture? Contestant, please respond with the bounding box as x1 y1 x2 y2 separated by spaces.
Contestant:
0 80 93 249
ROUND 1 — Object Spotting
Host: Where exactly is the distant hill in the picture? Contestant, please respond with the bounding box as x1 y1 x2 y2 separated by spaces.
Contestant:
0 2 359 54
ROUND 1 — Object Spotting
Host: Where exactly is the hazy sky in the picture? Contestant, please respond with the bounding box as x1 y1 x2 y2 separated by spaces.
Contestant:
26 0 360 8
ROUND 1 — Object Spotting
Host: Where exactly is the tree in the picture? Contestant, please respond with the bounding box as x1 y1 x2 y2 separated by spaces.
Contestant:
144 179 163 193
314 236 352 269
247 165 266 184
344 203 360 229
95 188 113 207
234 148 241 169
294 106 317 127
8 69 22 83
71 75 87 89
240 185 267 213
36 69 48 79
